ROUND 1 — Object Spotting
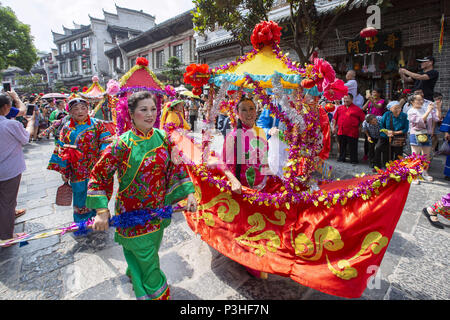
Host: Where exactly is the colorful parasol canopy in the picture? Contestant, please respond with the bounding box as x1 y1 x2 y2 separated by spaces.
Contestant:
180 90 200 99
120 57 164 91
210 35 320 95
41 93 68 99
80 76 106 102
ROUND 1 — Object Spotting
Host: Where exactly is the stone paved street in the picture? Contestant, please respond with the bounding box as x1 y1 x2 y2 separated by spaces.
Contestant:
0 135 448 300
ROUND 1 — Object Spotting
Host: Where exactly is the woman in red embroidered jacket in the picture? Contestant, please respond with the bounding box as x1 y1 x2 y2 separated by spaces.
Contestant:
47 97 112 223
87 91 197 300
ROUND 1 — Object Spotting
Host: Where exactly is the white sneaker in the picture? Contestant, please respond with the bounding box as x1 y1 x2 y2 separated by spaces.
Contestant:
421 171 433 182
412 179 420 185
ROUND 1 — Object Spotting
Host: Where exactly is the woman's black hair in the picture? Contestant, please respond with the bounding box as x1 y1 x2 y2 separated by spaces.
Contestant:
127 91 157 114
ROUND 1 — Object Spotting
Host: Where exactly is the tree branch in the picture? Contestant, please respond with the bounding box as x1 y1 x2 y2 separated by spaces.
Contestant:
315 0 357 50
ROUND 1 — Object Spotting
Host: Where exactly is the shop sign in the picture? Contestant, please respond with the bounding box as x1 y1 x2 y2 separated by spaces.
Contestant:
346 31 402 55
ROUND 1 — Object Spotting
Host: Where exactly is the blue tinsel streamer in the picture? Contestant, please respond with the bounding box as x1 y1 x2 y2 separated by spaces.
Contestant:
74 219 93 237
72 206 177 236
109 206 174 228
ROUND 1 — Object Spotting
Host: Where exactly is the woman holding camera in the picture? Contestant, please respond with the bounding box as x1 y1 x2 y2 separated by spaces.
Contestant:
407 94 440 183
0 94 35 242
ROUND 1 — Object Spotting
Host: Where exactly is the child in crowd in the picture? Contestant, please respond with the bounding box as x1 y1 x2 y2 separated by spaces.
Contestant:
362 114 381 168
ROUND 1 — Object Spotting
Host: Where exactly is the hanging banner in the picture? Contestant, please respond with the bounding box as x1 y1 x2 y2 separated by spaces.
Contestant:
346 31 402 54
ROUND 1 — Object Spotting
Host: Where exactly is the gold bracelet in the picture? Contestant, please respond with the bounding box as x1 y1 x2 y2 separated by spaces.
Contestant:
96 209 109 215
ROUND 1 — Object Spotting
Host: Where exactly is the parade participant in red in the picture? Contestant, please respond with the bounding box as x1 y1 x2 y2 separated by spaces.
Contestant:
47 97 112 223
87 91 197 300
333 94 366 164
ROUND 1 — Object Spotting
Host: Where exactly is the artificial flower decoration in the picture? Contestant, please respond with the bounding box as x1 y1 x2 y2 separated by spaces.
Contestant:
165 85 176 97
313 58 336 92
324 103 336 113
192 87 203 96
250 20 282 50
136 57 149 67
39 93 44 96
106 79 120 96
184 64 210 87
71 87 79 93
82 86 89 92
323 79 348 101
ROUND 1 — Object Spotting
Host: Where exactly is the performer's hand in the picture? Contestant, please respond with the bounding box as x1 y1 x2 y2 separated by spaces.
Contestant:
269 127 279 137
93 209 110 231
445 132 449 141
186 193 198 212
387 130 394 137
368 137 373 143
230 178 242 194
61 174 69 183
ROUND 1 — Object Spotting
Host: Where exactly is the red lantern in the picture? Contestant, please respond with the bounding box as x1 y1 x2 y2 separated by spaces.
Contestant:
360 26 378 38
301 79 316 89
360 26 378 49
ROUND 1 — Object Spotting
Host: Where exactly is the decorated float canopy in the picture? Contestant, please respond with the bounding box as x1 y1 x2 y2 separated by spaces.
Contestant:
210 43 321 95
184 21 351 99
113 57 177 135
80 76 106 102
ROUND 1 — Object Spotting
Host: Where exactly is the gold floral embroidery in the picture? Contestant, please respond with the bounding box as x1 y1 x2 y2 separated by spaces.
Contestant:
327 232 389 280
292 226 344 261
193 190 240 227
235 211 286 257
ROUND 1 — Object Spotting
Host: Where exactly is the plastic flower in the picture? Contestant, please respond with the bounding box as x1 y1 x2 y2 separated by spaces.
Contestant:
323 79 348 101
184 64 210 87
136 57 149 67
165 85 176 97
106 79 120 96
251 21 282 49
313 58 335 92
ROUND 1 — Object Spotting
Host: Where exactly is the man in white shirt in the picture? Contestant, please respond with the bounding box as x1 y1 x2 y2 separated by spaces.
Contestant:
344 70 364 108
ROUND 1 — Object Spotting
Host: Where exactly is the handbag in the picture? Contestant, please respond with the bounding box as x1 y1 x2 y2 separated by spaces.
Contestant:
438 140 450 156
56 182 72 206
416 133 429 143
390 114 406 147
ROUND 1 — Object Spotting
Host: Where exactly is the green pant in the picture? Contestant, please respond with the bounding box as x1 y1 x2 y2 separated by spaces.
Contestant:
116 219 171 300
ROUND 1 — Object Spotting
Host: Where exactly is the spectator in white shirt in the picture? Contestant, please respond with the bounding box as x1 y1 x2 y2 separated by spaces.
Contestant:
344 70 364 109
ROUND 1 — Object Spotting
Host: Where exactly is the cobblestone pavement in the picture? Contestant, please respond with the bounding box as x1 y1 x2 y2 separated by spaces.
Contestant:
0 134 448 300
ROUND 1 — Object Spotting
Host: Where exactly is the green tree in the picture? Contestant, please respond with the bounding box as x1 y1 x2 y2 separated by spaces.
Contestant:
0 4 39 72
193 0 393 63
15 73 47 95
193 0 274 52
54 80 68 93
162 56 184 85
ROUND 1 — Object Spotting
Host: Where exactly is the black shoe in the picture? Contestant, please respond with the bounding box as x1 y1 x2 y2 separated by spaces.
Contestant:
422 208 444 229
351 161 358 165
337 158 345 162
445 176 450 181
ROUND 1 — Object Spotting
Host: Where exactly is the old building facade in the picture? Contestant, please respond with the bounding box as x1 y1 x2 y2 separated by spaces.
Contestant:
52 5 156 87
195 0 450 103
104 10 195 83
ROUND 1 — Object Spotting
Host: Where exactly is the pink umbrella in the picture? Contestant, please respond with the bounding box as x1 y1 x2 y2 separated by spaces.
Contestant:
41 93 68 99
